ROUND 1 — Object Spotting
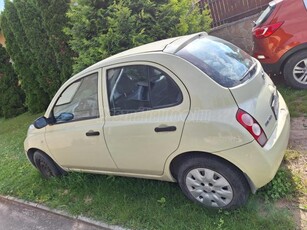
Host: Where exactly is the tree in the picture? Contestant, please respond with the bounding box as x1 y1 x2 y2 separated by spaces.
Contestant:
1 0 49 113
35 0 74 83
1 0 73 113
65 0 212 73
14 0 61 98
65 0 112 73
0 44 25 118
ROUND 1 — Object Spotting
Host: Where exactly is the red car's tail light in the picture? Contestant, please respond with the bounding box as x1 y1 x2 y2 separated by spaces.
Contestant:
236 109 268 147
252 22 284 39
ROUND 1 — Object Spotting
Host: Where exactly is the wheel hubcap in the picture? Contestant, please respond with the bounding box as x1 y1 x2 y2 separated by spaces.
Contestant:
293 58 307 85
186 168 233 208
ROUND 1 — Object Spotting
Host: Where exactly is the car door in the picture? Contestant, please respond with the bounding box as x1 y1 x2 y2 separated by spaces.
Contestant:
45 70 117 171
102 63 190 175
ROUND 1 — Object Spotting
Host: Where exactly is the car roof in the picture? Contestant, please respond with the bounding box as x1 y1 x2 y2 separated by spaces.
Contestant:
76 32 207 76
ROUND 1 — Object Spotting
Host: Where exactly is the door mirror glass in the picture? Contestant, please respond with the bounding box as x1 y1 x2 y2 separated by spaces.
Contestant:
34 116 48 129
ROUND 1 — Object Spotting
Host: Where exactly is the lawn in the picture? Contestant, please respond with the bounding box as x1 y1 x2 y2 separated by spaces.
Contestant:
0 110 303 230
274 75 307 117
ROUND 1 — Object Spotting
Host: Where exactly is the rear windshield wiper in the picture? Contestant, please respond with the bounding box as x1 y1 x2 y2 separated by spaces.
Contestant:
240 62 257 82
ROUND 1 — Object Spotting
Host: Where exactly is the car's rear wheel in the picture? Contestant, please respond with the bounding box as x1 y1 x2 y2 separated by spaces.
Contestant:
33 151 65 179
283 51 307 89
177 156 249 209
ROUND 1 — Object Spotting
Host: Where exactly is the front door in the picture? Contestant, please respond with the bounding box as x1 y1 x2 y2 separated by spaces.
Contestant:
103 63 190 175
45 71 117 171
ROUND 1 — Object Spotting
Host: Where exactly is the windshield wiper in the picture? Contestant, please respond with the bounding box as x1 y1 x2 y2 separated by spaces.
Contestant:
240 62 257 82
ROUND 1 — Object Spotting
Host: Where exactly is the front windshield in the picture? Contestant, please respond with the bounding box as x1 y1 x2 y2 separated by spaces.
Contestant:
176 36 254 87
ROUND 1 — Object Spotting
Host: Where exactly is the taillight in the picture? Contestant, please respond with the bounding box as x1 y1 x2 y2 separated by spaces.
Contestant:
236 109 268 147
252 22 283 39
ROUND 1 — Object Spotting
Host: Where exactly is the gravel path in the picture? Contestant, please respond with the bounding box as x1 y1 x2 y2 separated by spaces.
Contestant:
289 117 307 151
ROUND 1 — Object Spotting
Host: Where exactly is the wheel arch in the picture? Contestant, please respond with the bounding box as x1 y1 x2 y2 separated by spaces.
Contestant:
169 151 255 193
27 148 39 167
27 148 66 173
279 43 307 73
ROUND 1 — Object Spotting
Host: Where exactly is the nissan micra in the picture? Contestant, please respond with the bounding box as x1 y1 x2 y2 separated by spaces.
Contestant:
24 32 290 209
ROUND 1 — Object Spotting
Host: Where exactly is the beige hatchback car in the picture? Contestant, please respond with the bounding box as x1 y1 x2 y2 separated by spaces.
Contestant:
24 32 290 209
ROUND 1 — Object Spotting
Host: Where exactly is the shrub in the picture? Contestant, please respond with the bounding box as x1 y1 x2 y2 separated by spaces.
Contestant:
65 0 212 73
0 44 25 118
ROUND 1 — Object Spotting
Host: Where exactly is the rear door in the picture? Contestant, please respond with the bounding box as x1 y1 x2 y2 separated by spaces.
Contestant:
102 63 190 175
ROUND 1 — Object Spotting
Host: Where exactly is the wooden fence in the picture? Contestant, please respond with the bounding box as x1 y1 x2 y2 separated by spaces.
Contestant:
198 0 271 27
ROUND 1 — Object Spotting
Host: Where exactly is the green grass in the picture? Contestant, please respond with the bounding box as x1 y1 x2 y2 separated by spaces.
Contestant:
0 113 297 230
273 75 307 117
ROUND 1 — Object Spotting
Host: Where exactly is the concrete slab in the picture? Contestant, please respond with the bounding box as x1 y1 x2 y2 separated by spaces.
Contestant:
0 197 107 230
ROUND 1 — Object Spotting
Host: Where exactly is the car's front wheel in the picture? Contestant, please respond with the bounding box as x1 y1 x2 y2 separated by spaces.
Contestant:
177 156 249 209
33 151 65 179
283 51 307 89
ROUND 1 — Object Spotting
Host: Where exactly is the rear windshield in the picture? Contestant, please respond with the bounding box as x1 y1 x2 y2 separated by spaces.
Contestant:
176 36 255 88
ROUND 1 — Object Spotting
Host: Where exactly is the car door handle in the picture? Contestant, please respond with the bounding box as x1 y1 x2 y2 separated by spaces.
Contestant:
154 126 177 132
86 130 100 136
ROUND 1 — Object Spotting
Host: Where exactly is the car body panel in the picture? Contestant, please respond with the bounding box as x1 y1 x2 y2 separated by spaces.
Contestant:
230 60 278 139
213 92 290 189
163 90 290 192
44 119 117 171
24 126 50 160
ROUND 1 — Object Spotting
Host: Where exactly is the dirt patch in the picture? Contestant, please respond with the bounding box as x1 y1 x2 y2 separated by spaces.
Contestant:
287 117 307 230
289 117 307 151
274 199 307 230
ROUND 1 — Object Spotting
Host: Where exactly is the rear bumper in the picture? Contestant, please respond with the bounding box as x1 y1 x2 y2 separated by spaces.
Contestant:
219 92 290 192
255 43 307 75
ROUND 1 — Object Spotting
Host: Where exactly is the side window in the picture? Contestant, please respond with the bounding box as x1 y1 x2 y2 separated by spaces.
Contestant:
107 65 150 115
107 65 182 115
53 73 99 123
304 0 307 9
149 67 183 108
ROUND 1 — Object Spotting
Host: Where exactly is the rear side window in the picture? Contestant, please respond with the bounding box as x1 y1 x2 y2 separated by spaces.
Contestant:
176 36 254 88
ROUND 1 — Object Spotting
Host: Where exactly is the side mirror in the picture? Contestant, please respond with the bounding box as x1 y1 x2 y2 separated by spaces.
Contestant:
34 116 48 129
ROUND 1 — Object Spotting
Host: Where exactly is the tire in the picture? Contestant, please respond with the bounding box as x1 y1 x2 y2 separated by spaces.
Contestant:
33 151 65 179
177 156 249 209
283 50 307 89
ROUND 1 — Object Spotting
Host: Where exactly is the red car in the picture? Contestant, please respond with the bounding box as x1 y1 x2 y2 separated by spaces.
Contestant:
252 0 307 89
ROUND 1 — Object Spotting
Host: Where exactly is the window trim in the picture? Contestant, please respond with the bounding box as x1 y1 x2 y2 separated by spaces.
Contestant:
104 63 184 117
50 71 100 125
